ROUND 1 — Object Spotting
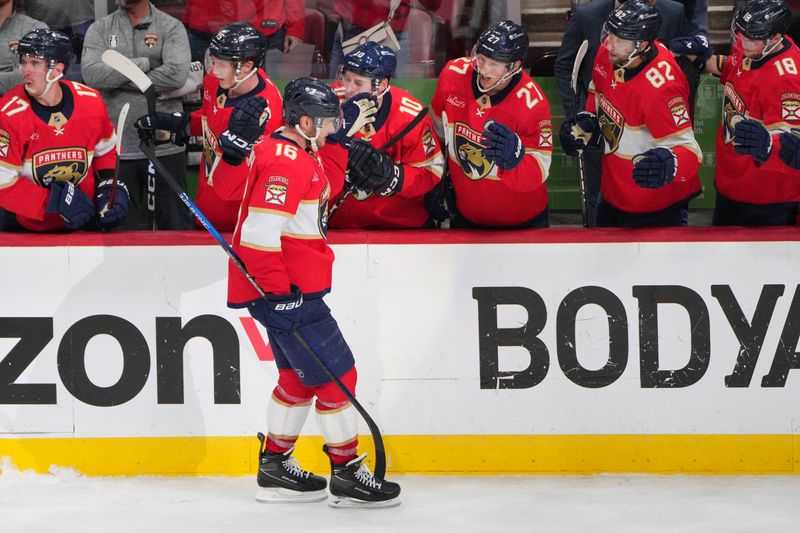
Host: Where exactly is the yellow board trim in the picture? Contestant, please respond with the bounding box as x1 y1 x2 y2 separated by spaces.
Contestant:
1 434 799 476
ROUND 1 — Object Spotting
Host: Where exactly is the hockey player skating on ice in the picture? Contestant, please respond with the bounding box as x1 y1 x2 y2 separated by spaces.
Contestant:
227 77 401 508
430 20 553 229
0 29 128 232
559 0 702 228
321 42 445 229
135 22 283 231
671 0 800 226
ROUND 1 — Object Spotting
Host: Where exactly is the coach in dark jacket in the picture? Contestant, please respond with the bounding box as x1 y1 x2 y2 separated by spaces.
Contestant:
554 0 694 226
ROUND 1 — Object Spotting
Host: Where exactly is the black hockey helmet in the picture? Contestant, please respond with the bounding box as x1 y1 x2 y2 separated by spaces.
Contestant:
605 0 662 42
733 0 791 41
343 42 397 80
209 22 266 66
17 29 72 68
474 20 528 64
283 77 340 126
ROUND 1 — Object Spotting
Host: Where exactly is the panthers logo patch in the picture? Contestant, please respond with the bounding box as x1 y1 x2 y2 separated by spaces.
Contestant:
454 122 492 180
722 82 746 144
597 97 624 154
33 148 88 186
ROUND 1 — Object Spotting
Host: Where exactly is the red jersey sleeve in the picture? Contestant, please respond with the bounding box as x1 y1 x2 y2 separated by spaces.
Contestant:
0 99 48 221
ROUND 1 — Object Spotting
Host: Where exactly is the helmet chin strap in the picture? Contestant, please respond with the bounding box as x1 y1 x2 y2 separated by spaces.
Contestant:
616 41 645 69
231 62 257 91
754 35 783 61
295 122 322 153
40 66 63 98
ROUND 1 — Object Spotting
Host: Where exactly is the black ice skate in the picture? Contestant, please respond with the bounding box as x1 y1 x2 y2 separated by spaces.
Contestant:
324 445 402 508
255 433 327 503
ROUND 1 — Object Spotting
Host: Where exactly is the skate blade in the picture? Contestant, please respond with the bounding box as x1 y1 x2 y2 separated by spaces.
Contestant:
255 487 328 504
327 495 402 509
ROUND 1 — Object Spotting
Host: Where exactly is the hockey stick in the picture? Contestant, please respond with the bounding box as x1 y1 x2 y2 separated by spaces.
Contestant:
570 39 589 228
100 102 129 217
329 107 429 217
101 49 157 229
138 139 389 481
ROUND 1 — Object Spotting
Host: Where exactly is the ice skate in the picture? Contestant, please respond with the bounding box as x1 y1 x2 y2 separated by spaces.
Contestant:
255 433 327 503
324 445 401 508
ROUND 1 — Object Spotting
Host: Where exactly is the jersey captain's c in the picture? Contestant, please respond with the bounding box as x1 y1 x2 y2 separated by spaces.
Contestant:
0 80 116 231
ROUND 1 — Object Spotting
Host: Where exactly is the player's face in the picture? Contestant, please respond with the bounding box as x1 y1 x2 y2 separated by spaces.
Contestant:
18 55 49 95
474 54 513 93
341 71 375 98
606 34 639 66
206 56 237 88
307 114 342 149
736 32 778 59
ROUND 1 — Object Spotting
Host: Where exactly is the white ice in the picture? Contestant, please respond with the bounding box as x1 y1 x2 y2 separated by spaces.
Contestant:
1 461 798 532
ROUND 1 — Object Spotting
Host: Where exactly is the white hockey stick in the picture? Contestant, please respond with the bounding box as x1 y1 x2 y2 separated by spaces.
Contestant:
101 49 157 228
99 102 130 217
570 40 590 228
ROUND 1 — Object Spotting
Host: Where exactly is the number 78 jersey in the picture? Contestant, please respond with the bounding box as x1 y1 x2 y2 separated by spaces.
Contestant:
587 41 702 214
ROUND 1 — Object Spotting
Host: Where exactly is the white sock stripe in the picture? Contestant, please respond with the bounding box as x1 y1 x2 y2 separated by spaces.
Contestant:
317 403 358 446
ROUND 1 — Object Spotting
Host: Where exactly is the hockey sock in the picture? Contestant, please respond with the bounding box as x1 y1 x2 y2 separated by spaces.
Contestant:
315 367 359 465
265 370 314 455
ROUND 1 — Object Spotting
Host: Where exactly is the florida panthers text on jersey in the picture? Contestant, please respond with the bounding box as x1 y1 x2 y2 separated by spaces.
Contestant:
320 84 444 229
0 81 116 231
587 41 702 214
716 36 800 204
431 56 553 227
190 69 283 231
228 132 333 307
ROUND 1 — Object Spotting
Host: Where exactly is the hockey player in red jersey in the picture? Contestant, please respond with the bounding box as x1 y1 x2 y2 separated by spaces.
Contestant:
135 22 282 231
560 0 702 228
430 20 553 229
320 42 444 229
671 0 800 225
228 77 401 507
0 29 128 232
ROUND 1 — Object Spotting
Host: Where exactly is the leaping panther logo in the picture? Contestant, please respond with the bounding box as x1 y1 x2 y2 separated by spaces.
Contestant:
33 148 88 186
454 122 492 180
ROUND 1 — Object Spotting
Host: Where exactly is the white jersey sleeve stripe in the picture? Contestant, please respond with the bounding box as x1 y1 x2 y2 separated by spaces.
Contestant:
240 208 287 249
283 201 324 239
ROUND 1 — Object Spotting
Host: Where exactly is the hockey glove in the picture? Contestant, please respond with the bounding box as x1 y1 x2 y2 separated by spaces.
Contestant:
778 129 800 170
346 139 387 193
559 112 601 156
372 156 404 197
135 112 190 146
263 285 304 333
632 148 678 189
669 35 712 71
482 120 524 170
733 118 772 164
220 96 268 166
327 92 378 146
46 181 95 230
95 179 130 229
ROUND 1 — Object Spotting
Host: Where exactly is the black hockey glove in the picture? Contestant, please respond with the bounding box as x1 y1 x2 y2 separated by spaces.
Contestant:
632 148 678 189
733 118 772 164
95 179 130 230
779 130 800 170
220 96 268 166
482 120 524 170
327 92 377 146
263 285 304 333
46 181 95 230
134 112 190 145
346 139 385 192
559 112 601 156
669 35 712 72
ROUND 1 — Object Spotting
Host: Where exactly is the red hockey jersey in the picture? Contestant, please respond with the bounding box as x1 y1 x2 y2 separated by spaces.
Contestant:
431 57 552 227
228 132 333 307
320 84 444 229
190 70 282 231
587 41 702 213
715 37 800 204
0 81 116 232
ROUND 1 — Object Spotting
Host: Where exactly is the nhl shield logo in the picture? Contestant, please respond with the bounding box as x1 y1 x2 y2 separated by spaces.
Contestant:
454 122 492 180
597 97 624 154
33 148 88 186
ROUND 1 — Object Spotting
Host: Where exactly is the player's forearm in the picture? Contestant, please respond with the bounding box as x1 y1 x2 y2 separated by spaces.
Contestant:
705 55 726 77
498 154 550 193
396 164 442 198
0 178 50 221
